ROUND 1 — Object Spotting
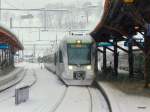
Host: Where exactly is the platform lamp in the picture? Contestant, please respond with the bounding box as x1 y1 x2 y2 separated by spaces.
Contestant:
123 0 134 4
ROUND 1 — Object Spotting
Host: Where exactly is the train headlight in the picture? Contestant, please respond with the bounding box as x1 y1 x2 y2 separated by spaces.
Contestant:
76 40 81 44
86 65 91 70
69 65 73 70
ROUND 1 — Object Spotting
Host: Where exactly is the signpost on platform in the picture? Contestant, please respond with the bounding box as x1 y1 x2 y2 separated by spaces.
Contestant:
0 44 9 49
96 42 113 47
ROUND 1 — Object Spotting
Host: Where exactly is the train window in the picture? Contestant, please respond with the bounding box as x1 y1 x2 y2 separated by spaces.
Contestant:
59 50 63 63
67 44 91 65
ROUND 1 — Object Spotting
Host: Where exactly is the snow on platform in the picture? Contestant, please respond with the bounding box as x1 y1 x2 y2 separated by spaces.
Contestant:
55 86 91 112
54 86 109 112
0 62 111 112
0 62 25 91
0 63 66 112
97 81 150 112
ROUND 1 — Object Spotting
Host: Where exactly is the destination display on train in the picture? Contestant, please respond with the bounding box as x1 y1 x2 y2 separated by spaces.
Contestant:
68 44 89 48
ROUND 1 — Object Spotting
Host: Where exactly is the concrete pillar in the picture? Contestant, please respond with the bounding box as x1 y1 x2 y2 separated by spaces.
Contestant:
7 49 10 65
128 36 134 78
4 49 7 61
103 47 107 72
113 39 118 76
1 49 3 62
0 49 2 64
6 49 9 64
94 49 98 77
11 51 15 66
144 24 150 87
9 49 11 65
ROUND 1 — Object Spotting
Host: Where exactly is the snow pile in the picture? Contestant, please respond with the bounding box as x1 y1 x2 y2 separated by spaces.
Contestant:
0 63 66 112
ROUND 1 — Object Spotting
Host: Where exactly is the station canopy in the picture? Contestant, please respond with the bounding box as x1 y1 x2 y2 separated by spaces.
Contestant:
91 0 150 43
0 25 23 52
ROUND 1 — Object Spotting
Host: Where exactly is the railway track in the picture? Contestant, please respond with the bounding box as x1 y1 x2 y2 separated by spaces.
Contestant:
0 64 111 112
88 86 112 112
0 68 37 103
31 85 68 112
44 69 111 112
93 82 112 112
0 69 27 103
51 86 68 112
87 87 93 112
45 86 111 112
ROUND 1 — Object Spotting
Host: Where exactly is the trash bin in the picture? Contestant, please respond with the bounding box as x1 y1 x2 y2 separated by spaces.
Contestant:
15 85 29 105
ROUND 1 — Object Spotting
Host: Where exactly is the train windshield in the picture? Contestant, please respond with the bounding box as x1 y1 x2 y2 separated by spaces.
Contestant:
67 44 91 65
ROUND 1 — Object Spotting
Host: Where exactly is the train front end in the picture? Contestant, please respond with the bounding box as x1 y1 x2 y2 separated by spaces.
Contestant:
62 37 95 85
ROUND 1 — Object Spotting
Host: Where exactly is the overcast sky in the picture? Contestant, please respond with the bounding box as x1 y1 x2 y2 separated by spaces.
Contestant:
1 0 104 56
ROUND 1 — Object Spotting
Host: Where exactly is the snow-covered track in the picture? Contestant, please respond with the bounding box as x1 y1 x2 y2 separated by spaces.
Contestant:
38 65 111 112
93 82 112 112
87 87 93 112
28 69 38 87
50 86 68 112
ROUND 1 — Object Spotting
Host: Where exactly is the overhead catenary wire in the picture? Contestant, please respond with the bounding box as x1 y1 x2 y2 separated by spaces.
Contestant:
0 8 69 12
4 0 18 8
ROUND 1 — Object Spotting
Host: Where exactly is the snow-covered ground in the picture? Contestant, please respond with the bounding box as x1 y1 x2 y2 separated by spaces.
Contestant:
54 87 109 112
98 82 150 112
97 57 150 112
0 62 109 112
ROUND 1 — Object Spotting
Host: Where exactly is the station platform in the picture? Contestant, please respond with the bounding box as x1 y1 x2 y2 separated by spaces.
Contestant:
0 66 15 76
0 63 25 91
96 70 150 112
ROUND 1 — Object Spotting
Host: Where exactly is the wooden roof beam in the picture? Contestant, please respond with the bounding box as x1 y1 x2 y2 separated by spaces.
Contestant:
106 47 114 52
108 41 128 53
97 48 104 53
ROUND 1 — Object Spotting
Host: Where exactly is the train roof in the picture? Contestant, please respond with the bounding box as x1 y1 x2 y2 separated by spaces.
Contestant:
63 34 94 44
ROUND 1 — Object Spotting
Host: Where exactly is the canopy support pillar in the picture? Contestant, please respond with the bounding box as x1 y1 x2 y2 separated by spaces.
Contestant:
113 38 118 76
128 36 134 78
144 24 150 88
103 47 107 72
